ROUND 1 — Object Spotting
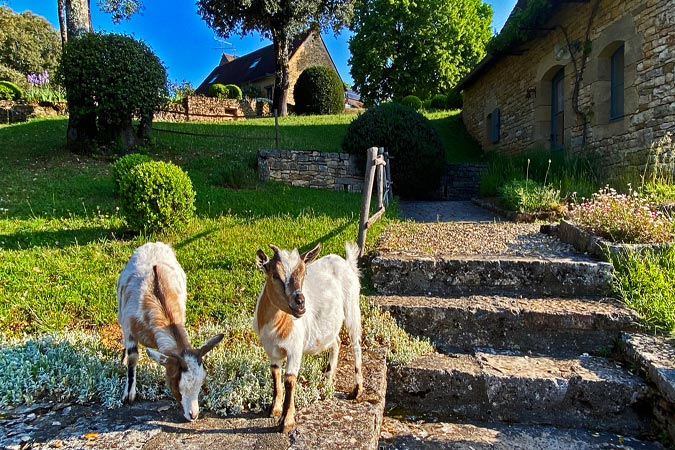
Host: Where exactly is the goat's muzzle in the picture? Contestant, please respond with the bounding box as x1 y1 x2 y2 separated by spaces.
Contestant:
290 290 306 318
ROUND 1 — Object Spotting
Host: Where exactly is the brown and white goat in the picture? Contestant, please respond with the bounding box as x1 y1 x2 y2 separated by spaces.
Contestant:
117 242 223 421
254 242 363 433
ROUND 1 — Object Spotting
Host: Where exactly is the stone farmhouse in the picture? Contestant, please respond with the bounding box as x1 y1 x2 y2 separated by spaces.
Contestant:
458 0 675 175
196 31 341 108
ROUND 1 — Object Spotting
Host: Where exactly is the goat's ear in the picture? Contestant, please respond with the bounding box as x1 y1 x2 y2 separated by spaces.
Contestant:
199 333 224 357
147 348 171 366
256 249 269 271
301 243 321 264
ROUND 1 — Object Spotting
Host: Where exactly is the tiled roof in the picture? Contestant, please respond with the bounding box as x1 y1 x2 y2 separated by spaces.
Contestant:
196 32 311 95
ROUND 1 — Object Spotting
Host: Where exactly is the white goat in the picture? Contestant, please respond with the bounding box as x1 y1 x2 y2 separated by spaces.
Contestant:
254 242 363 433
117 242 223 421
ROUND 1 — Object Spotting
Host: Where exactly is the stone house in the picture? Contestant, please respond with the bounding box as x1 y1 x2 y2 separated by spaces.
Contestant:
196 31 341 107
457 0 675 175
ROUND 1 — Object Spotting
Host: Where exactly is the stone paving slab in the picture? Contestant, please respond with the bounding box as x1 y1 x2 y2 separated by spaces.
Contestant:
387 351 654 436
371 254 613 297
379 417 665 449
372 294 638 355
0 349 387 450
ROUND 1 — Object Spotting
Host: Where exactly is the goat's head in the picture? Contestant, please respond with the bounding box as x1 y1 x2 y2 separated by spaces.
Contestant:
255 243 321 318
146 333 224 422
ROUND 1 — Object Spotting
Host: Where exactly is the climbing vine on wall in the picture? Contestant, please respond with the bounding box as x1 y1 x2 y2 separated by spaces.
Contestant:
486 0 553 55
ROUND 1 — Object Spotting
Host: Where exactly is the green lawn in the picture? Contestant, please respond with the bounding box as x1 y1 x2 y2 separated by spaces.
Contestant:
0 115 432 412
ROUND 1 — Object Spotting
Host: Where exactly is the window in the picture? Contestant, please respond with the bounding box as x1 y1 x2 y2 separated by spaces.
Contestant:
610 45 625 119
208 74 218 84
486 108 500 144
249 58 261 69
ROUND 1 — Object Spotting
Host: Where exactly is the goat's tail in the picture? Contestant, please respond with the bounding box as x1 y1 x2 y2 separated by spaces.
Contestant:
345 242 361 277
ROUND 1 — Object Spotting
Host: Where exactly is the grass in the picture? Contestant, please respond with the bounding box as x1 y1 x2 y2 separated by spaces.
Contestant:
426 110 483 163
0 115 432 412
612 248 675 334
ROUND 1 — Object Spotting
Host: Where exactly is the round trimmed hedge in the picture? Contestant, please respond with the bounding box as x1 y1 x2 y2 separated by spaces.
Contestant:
342 103 445 199
293 65 344 115
209 83 228 98
225 84 242 99
400 95 422 111
119 161 196 233
111 153 153 192
0 81 24 100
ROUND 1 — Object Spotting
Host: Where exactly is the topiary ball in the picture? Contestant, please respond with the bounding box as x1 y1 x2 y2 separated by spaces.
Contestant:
342 103 445 199
209 83 228 98
293 65 344 115
119 161 196 233
430 94 448 110
400 95 422 111
111 153 153 192
225 84 242 100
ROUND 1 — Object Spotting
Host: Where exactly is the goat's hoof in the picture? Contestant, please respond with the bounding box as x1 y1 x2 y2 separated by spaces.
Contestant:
347 386 363 401
279 420 296 434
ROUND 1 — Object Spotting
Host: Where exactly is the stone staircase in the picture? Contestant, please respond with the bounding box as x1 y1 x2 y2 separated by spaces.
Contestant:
370 246 669 449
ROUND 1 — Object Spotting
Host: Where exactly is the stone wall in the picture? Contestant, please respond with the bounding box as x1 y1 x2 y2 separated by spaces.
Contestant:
461 0 675 176
443 163 486 200
258 149 363 192
153 96 271 122
0 101 67 124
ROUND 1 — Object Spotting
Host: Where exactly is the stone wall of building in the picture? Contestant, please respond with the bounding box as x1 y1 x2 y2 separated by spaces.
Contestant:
258 149 363 192
287 33 341 106
153 97 271 122
461 0 675 176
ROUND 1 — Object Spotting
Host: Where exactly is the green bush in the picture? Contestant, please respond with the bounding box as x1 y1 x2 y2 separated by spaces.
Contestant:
58 33 168 153
446 90 463 109
119 161 196 233
422 99 432 110
342 103 445 198
498 179 562 213
400 95 422 111
111 153 153 192
0 64 29 90
430 94 448 110
293 65 344 115
209 83 228 98
0 81 24 100
225 84 242 100
0 83 13 100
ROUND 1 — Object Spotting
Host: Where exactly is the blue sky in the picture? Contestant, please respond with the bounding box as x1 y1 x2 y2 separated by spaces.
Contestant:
7 0 516 88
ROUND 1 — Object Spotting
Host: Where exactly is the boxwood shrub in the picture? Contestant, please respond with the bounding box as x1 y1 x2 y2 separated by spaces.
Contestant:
119 161 196 233
111 153 153 192
342 103 445 199
400 95 422 111
225 84 242 99
209 83 228 98
0 81 24 100
293 65 344 115
430 94 448 110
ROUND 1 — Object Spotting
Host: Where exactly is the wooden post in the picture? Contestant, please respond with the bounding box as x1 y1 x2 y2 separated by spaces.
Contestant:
274 109 279 150
357 147 378 256
376 147 385 211
384 150 393 206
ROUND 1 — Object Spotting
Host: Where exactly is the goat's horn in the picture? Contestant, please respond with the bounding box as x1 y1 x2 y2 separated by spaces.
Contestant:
269 244 281 255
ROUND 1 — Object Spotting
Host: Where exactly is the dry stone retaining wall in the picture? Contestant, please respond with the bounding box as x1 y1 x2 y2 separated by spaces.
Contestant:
154 96 271 122
258 149 363 192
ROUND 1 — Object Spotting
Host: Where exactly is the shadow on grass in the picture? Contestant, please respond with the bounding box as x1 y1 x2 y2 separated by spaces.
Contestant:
0 226 128 250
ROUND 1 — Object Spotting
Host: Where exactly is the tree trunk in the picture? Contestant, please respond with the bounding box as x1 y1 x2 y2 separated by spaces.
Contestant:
65 0 95 153
272 29 291 117
57 0 67 47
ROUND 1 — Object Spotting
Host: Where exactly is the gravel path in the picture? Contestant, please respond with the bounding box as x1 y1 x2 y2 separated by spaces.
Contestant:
377 221 578 259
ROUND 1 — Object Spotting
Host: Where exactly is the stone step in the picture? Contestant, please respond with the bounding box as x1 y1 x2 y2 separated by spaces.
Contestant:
379 416 665 449
372 294 638 356
387 351 655 437
370 254 613 297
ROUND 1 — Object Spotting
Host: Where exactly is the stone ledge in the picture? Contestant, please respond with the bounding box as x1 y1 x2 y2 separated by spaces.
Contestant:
553 219 672 261
472 197 563 223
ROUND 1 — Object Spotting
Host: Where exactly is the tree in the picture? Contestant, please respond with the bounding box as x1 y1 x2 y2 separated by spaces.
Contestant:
196 0 354 116
349 0 492 105
0 6 61 77
59 33 168 154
